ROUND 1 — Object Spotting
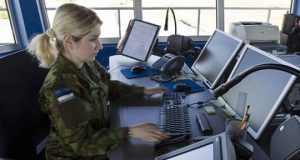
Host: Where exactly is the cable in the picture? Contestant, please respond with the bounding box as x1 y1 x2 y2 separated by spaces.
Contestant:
164 7 177 34
188 97 216 108
108 65 133 73
213 63 300 97
170 8 177 34
164 8 169 31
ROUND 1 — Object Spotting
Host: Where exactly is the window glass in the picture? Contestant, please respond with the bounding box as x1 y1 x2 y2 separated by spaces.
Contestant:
224 0 291 32
142 0 216 36
44 0 134 38
0 0 16 46
142 0 215 7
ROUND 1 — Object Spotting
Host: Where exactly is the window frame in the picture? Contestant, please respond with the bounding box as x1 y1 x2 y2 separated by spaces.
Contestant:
41 0 291 44
0 0 26 54
0 0 22 53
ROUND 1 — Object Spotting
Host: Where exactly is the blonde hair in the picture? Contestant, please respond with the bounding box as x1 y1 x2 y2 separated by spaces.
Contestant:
27 3 102 68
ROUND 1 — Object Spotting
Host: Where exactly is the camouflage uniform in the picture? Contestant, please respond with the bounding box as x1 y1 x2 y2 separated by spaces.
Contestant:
39 54 145 159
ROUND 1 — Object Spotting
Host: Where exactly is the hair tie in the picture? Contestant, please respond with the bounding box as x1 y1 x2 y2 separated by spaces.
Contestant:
46 28 56 38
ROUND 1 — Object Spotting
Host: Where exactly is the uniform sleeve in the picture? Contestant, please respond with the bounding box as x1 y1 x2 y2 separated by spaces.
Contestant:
91 60 145 101
40 77 129 157
108 80 145 101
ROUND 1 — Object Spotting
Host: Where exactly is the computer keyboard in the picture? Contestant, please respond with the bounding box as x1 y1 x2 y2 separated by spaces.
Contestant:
158 92 191 146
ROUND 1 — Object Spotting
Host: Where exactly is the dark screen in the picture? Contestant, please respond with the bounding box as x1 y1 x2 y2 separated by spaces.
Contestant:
193 30 242 88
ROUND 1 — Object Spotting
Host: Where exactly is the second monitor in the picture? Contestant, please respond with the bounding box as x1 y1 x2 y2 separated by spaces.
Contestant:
191 29 244 89
220 44 298 140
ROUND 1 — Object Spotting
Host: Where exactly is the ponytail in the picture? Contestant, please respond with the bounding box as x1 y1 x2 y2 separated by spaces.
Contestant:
27 29 59 68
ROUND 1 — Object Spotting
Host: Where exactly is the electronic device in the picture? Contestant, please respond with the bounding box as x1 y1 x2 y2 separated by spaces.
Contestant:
220 44 298 140
270 115 300 160
173 83 191 92
130 66 146 73
250 42 287 55
281 13 300 35
151 53 185 82
157 92 190 146
191 29 244 89
229 21 280 44
277 54 300 112
118 19 160 62
155 132 236 160
196 113 213 135
165 34 194 54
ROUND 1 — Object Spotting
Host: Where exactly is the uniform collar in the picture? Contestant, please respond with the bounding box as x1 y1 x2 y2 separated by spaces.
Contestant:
55 54 81 72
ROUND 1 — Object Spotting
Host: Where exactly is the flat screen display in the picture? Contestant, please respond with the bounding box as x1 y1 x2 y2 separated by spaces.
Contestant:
221 44 297 139
118 19 160 62
155 133 235 160
191 29 243 89
166 143 214 160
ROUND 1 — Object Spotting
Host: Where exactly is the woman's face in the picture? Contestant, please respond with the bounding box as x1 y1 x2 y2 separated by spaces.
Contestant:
71 24 103 64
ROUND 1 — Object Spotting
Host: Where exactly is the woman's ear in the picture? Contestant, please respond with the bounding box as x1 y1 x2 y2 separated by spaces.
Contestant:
63 33 75 51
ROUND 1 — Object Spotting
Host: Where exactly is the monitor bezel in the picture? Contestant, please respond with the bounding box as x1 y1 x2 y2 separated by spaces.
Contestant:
155 135 222 160
220 44 298 140
191 29 244 89
118 19 160 62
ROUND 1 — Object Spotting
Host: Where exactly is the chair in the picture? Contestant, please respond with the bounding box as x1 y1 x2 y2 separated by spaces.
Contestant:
0 50 50 159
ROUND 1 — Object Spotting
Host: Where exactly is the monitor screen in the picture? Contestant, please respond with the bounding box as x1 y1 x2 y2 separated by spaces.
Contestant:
155 132 235 160
166 143 214 160
118 19 160 62
220 44 298 139
191 29 243 89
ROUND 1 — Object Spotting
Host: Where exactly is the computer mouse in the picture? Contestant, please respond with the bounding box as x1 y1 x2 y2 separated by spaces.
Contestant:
131 66 146 73
174 83 191 92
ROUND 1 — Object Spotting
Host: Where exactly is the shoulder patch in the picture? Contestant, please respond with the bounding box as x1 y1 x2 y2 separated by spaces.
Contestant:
54 87 71 96
54 88 75 103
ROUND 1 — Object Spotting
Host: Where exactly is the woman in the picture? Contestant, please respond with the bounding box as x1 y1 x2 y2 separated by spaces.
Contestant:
27 3 168 159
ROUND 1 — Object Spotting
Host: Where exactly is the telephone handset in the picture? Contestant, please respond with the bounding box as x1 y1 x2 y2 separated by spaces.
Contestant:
152 53 185 74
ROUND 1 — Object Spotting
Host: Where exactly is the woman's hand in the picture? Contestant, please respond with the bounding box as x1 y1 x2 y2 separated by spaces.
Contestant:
143 86 167 95
129 123 169 143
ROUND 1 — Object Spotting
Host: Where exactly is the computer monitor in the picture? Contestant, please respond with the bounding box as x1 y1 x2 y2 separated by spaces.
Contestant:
155 132 236 160
118 19 160 62
191 29 244 89
220 44 298 140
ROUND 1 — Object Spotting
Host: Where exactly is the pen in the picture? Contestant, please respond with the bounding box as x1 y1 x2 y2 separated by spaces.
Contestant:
244 105 250 116
239 105 250 129
240 114 250 130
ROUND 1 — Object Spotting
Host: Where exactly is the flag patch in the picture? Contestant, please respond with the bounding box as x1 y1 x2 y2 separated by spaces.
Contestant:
57 92 75 103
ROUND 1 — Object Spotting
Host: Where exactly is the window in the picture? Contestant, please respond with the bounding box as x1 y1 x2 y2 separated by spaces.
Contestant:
43 0 291 43
0 0 16 47
142 0 216 37
44 0 216 42
224 0 291 32
44 0 134 42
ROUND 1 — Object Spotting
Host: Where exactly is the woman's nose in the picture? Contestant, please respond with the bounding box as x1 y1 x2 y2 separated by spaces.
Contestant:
97 39 103 51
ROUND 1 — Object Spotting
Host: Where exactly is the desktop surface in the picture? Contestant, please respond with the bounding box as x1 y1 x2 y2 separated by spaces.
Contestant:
108 55 270 160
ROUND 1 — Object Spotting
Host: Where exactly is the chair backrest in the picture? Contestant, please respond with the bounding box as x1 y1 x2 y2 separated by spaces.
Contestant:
270 115 300 160
0 50 50 159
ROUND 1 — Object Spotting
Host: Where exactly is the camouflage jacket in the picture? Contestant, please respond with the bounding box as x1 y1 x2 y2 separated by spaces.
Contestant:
39 55 145 159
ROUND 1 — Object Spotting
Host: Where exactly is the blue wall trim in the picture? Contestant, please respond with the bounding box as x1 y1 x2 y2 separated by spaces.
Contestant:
19 0 44 40
294 0 300 15
96 41 206 68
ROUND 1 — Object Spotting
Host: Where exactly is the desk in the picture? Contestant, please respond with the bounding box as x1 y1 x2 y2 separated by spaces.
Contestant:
108 55 270 160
